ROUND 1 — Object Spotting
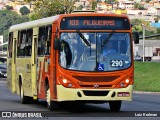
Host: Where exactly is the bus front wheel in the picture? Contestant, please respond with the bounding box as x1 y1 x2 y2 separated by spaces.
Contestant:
46 88 59 111
109 101 121 112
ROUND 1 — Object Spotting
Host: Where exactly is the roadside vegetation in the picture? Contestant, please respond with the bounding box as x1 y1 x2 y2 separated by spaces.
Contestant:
0 10 28 43
131 18 160 40
134 62 160 92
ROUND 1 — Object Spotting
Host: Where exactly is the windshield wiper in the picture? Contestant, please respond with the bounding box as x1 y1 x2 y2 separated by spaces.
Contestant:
77 30 91 46
102 30 115 46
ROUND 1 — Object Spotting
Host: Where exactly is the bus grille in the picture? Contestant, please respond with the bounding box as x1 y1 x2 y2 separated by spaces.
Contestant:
83 90 109 96
80 85 112 88
72 76 119 82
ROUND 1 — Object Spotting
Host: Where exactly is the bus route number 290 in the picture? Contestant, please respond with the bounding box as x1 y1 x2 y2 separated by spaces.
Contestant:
111 60 123 67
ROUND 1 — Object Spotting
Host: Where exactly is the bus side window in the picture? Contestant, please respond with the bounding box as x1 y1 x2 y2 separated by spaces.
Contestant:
17 30 26 57
45 25 52 55
8 32 13 58
38 25 52 56
38 27 45 56
25 29 33 56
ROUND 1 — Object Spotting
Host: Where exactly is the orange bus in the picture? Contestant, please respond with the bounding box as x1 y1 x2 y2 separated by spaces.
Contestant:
7 13 139 111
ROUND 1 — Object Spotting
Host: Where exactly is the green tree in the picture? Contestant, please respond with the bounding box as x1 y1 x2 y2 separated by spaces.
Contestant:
146 0 151 3
156 28 160 39
134 2 146 10
0 10 29 43
20 6 30 15
131 19 158 39
25 0 77 20
92 1 97 10
104 0 116 4
131 19 144 36
139 6 146 10
134 2 141 9
157 28 160 34
77 5 83 10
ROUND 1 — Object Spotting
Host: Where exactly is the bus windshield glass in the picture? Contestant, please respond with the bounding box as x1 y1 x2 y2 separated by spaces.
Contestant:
59 32 131 72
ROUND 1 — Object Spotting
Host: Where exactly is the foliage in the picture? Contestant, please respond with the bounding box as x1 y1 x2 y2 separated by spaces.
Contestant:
77 5 83 10
28 12 37 21
92 1 97 10
104 0 116 4
131 19 157 38
0 10 29 43
138 6 146 10
134 2 146 10
156 28 160 34
5 5 13 11
146 0 152 3
19 6 30 15
25 0 77 20
156 28 160 39
131 19 143 34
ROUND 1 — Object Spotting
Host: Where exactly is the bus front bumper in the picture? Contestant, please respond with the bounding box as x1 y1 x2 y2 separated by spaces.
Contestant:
56 85 133 102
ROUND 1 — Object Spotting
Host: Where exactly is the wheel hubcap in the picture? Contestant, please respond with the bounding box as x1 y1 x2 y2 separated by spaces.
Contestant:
46 89 50 106
20 85 23 99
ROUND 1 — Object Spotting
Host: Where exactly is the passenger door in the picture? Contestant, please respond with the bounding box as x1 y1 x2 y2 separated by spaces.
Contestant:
31 27 38 99
8 31 18 93
7 32 13 92
25 29 33 96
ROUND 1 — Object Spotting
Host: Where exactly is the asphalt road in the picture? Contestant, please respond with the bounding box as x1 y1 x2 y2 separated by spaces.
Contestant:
0 79 160 120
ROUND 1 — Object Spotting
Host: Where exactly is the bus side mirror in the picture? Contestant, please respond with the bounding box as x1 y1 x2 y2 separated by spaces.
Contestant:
132 32 139 44
54 38 60 50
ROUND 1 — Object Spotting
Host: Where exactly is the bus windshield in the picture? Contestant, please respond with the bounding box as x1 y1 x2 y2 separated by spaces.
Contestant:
59 32 131 72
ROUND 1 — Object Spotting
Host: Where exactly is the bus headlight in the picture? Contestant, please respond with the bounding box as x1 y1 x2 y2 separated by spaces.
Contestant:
62 79 67 84
125 79 130 84
116 78 131 88
61 78 76 88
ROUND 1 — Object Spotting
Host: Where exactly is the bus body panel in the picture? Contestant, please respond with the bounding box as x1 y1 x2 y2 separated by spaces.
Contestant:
37 56 51 99
37 57 46 99
17 57 32 96
50 22 59 100
56 85 133 101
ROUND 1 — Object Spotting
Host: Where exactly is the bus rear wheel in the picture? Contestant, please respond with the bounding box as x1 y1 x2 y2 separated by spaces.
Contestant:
109 101 121 112
20 83 31 104
46 88 59 111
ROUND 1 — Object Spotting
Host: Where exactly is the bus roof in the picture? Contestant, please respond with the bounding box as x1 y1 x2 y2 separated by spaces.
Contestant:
9 13 129 32
9 15 60 32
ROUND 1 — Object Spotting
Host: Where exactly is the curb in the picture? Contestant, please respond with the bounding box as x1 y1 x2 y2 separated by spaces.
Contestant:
133 91 160 95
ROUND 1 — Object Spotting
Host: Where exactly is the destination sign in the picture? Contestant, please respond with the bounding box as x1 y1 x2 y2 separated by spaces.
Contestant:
60 16 130 30
69 20 115 26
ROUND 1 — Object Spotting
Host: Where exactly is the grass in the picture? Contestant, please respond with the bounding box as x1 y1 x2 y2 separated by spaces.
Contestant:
134 61 160 92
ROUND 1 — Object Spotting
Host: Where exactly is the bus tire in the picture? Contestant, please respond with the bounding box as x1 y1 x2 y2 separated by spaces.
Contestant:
20 83 30 104
46 88 59 111
109 101 121 112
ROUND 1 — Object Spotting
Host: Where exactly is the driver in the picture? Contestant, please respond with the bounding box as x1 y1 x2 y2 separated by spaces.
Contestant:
102 42 116 56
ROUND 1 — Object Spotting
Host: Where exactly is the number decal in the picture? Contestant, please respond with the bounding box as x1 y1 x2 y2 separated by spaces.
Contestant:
111 60 123 67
